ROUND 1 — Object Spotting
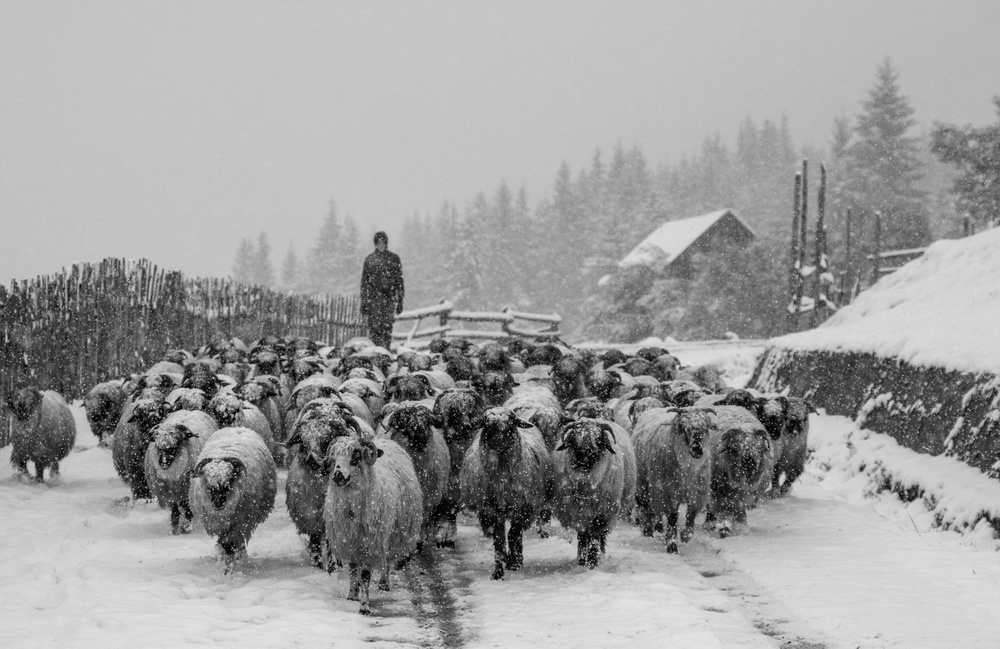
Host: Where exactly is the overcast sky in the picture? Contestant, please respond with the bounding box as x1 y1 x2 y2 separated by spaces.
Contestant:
2 1 998 284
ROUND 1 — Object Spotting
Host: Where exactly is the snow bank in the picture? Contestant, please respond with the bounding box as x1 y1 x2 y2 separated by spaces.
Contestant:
772 227 1000 374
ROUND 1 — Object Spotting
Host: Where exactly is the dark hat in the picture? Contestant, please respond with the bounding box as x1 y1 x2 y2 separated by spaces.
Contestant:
373 231 388 245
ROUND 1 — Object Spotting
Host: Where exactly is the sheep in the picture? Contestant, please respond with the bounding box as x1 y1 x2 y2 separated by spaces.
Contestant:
551 418 636 568
207 392 273 448
324 435 423 615
144 409 219 534
445 355 478 382
473 371 517 407
236 377 284 444
632 407 716 553
5 388 76 483
83 379 127 445
704 405 776 538
459 406 554 580
503 382 562 450
165 387 211 413
585 368 633 402
551 356 590 405
522 343 563 368
478 343 513 372
112 396 170 499
431 388 486 547
771 396 815 496
384 374 435 403
285 398 369 569
612 394 667 433
383 402 451 552
189 426 277 572
181 359 222 397
564 397 614 422
338 377 386 421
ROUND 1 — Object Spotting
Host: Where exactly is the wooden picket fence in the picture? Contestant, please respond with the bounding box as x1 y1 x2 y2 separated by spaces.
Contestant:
0 258 365 409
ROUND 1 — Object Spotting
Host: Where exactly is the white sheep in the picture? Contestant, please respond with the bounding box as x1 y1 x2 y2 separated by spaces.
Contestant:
459 406 554 580
704 405 776 538
144 409 219 534
324 435 423 615
285 398 369 569
632 407 716 553
383 401 451 551
189 426 277 572
551 418 636 568
207 392 274 449
5 388 76 483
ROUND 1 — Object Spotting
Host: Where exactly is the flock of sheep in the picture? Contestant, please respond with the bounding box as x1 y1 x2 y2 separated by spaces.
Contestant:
3 333 813 615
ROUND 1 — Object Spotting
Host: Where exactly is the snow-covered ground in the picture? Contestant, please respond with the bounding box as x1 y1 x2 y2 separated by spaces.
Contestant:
2 344 999 649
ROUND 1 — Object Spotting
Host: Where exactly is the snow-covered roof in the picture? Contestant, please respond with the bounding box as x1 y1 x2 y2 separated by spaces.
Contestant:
773 226 1000 374
618 209 754 269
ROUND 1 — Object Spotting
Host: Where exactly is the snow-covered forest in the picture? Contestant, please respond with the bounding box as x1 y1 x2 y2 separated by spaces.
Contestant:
229 60 997 343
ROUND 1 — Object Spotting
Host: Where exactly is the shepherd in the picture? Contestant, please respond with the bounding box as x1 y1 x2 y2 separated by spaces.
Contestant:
360 231 405 351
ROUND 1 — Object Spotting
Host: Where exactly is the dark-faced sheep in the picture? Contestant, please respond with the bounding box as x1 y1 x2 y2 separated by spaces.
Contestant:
145 409 219 534
473 371 517 407
459 407 554 580
324 436 423 615
189 426 277 572
585 368 631 403
552 418 636 568
6 388 76 483
384 374 435 403
285 398 368 569
705 405 776 538
112 397 170 499
383 402 450 552
551 356 590 406
83 379 127 445
564 397 614 422
431 388 486 547
771 396 815 496
633 407 715 552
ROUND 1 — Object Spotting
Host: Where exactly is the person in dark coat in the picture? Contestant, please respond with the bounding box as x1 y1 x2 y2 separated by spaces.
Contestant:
360 231 404 350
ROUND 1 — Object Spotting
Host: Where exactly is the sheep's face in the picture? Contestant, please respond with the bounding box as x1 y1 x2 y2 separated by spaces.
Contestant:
434 390 485 433
328 438 382 487
153 424 194 469
553 358 586 392
585 370 621 402
198 458 243 509
162 349 191 365
129 398 169 435
182 363 220 396
386 375 431 403
755 398 786 441
6 388 42 422
446 356 477 382
294 383 339 409
219 349 244 364
673 389 706 408
387 405 438 452
478 345 510 372
208 394 244 427
718 427 770 486
556 420 616 474
480 408 531 454
474 372 515 407
675 409 715 459
290 400 359 469
783 398 814 438
347 367 379 381
85 392 119 425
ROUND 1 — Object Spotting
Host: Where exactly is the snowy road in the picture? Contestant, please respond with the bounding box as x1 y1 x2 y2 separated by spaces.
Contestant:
2 406 999 649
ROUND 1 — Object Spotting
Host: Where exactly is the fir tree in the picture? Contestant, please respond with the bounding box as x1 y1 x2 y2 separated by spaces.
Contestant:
930 96 1000 231
281 244 300 291
843 58 930 249
253 231 275 287
232 238 256 284
306 201 343 293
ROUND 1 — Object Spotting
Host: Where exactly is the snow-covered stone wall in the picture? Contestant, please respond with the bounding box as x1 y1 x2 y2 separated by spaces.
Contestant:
751 346 1000 481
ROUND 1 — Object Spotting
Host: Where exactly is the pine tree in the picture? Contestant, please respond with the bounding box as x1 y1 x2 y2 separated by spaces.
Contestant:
930 96 1000 231
843 58 930 249
253 231 275 287
232 238 256 284
340 215 362 295
306 201 343 293
281 244 299 291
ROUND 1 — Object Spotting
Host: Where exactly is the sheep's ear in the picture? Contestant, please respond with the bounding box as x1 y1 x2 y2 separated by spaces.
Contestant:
555 428 573 451
415 374 434 392
285 429 302 448
177 424 196 439
361 441 382 465
627 401 639 424
806 400 817 414
514 417 534 429
318 385 338 398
